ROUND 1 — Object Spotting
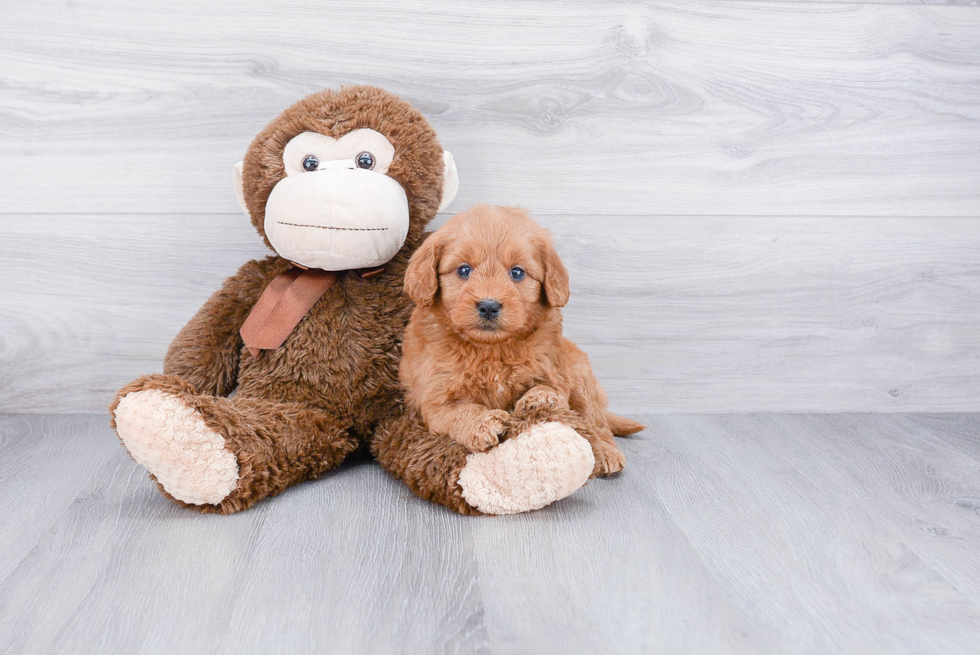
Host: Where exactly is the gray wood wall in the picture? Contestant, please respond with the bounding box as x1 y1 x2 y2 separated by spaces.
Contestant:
1 0 978 413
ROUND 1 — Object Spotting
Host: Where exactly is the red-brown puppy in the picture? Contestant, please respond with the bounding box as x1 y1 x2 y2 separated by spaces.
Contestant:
401 204 644 477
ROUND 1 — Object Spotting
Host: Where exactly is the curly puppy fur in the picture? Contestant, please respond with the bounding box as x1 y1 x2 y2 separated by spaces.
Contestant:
109 86 473 514
400 204 645 477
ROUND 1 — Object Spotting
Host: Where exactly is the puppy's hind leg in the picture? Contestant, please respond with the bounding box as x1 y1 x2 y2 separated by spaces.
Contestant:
589 429 627 478
590 413 643 477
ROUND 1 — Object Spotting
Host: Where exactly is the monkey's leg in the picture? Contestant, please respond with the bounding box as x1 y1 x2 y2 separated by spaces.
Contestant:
513 385 627 479
372 407 594 516
110 374 358 514
371 408 482 516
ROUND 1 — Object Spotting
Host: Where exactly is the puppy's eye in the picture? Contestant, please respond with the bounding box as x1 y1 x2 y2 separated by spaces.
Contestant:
356 151 375 170
456 264 471 279
509 266 525 282
302 155 319 172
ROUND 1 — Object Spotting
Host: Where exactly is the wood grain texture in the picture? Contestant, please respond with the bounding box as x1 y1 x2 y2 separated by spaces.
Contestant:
1 1 978 215
647 413 980 653
2 214 977 413
2 413 979 654
2 1 978 413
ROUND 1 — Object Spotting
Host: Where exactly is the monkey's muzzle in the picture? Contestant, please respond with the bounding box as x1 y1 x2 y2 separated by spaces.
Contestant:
264 167 410 271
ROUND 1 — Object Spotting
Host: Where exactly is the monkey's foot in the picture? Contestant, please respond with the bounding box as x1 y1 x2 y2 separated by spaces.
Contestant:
457 422 594 515
113 389 239 506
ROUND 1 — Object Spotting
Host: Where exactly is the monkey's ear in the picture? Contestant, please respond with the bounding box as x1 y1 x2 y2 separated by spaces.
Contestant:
540 236 570 308
437 151 459 213
233 162 249 217
404 232 443 306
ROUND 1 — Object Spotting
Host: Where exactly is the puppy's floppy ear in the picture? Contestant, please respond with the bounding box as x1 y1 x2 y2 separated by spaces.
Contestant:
404 231 444 306
540 234 570 308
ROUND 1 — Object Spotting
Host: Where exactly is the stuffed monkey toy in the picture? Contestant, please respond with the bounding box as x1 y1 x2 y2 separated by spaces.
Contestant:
109 86 594 515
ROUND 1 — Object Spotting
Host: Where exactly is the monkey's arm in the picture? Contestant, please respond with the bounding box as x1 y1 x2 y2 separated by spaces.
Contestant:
163 256 288 396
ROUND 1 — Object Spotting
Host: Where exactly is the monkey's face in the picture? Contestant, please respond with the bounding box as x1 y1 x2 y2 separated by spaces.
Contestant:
234 86 458 271
263 129 409 270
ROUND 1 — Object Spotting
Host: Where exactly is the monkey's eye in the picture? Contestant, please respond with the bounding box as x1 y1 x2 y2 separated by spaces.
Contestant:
456 264 471 279
356 151 375 170
509 266 526 282
302 155 319 172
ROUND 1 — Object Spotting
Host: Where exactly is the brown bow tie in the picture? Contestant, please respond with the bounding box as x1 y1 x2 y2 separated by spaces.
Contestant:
240 265 383 357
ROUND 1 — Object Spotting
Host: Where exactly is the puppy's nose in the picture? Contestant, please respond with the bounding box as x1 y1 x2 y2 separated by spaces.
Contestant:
476 299 502 320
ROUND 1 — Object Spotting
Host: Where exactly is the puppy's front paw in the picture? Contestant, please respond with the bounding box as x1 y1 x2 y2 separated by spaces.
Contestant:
591 439 626 477
514 385 568 418
456 409 509 453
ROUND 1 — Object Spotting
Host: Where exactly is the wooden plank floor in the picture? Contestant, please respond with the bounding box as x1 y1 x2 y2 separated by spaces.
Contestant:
2 414 978 654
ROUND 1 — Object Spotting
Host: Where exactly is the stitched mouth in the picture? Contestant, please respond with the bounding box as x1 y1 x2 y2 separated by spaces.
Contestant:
277 221 389 232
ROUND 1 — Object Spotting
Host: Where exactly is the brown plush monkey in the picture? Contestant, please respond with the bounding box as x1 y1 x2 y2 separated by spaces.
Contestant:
110 86 593 516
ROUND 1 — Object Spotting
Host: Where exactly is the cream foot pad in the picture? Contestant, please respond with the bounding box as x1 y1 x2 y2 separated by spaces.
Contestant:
113 390 239 506
457 422 595 515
